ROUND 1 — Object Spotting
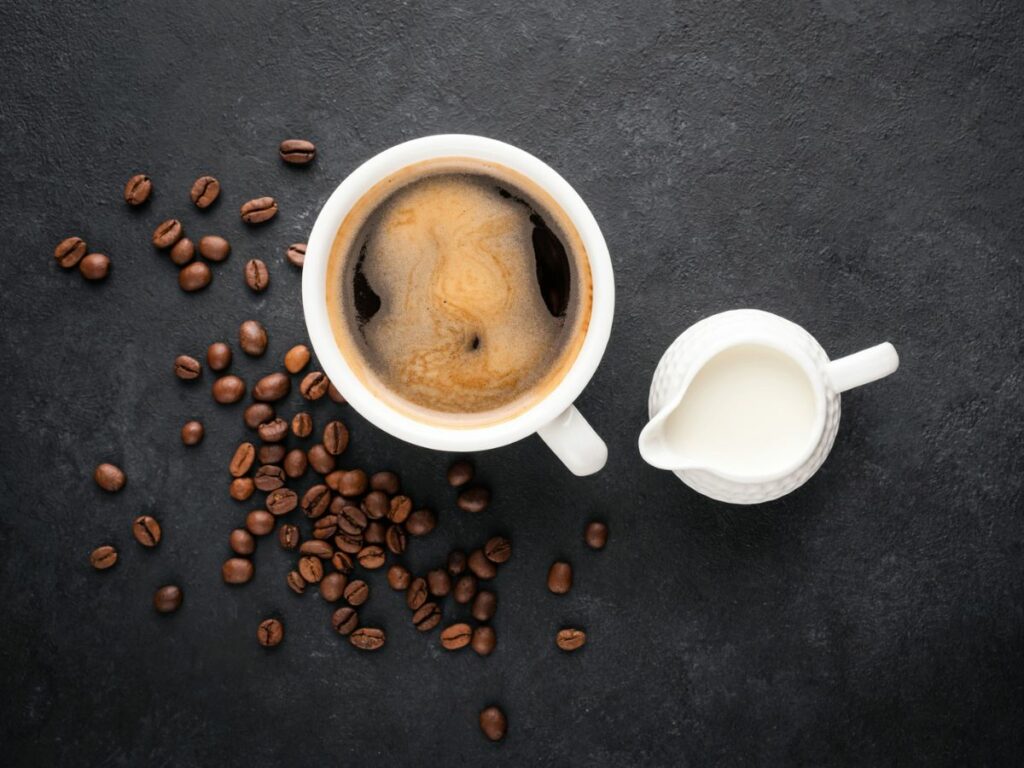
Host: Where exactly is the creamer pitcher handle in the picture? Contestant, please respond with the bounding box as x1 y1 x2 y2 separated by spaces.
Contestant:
537 405 608 476
826 342 900 393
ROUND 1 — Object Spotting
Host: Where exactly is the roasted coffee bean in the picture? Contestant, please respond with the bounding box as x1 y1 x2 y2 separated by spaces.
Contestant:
331 550 354 573
207 342 232 372
406 578 428 610
124 174 152 205
412 602 441 632
328 383 346 403
190 175 220 208
278 523 300 550
239 320 268 356
291 412 313 438
298 555 323 583
319 572 347 602
230 477 255 501
585 521 608 550
229 528 255 555
174 354 201 380
323 420 349 455
258 417 289 443
361 491 388 520
55 236 86 268
286 242 306 268
312 514 338 539
213 374 245 403
337 505 367 535
447 459 474 487
331 606 358 635
385 524 406 555
257 618 284 647
179 261 212 291
334 532 363 554
299 371 329 400
440 623 473 650
198 235 230 265
244 259 269 292
284 449 307 478
472 626 497 657
457 486 490 513
371 471 400 495
222 557 255 584
343 579 369 606
387 564 411 590
240 196 278 224
453 574 478 605
349 627 385 651
246 510 275 536
252 372 290 402
307 445 336 475
357 545 385 570
547 561 572 594
447 550 467 576
132 515 161 547
387 495 412 524
484 536 512 564
556 628 587 651
427 568 451 597
468 549 497 580
300 484 330 519
152 218 183 249
244 402 274 428
472 590 497 622
364 521 386 545
286 570 306 594
181 420 204 445
258 444 285 465
90 545 118 570
300 539 333 559
94 463 126 492
153 585 183 614
79 253 110 281
266 488 298 515
335 469 367 496
479 706 507 742
169 237 195 266
283 344 310 374
405 508 436 536
279 138 317 165
229 442 256 477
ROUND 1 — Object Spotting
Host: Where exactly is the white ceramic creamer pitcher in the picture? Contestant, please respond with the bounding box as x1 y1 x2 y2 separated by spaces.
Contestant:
638 309 899 504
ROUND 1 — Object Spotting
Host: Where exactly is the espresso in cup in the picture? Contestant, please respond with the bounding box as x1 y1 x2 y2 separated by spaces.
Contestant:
326 157 593 426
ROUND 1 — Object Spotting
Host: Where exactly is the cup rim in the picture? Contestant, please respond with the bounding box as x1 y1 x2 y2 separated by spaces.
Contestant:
302 134 614 451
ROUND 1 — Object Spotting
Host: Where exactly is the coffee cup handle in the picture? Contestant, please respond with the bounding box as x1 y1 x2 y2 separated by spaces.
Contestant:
537 405 608 476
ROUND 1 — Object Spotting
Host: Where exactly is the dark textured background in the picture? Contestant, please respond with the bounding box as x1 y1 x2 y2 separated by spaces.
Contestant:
1 1 1022 765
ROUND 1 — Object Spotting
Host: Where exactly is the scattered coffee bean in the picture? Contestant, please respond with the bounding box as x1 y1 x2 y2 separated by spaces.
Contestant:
207 342 232 372
335 469 367 496
230 477 255 501
385 524 406 555
357 545 385 570
328 383 346 403
364 521 386 544
257 618 284 647
349 627 385 651
240 196 278 224
266 488 298 515
440 623 473 650
179 261 212 291
388 495 412 524
222 557 254 584
79 253 110 281
288 415 311 441
284 344 310 374
457 486 490 513
174 354 202 380
427 568 451 597
371 471 400 494
278 523 300 550
286 242 306 268
299 555 324 583
472 590 497 622
258 444 285 465
331 606 358 635
361 492 387 521
90 545 118 570
331 550 354 573
300 484 330 519
252 372 290 402
152 218 183 249
254 464 285 491
479 706 507 741
287 570 306 594
244 402 274 428
244 258 269 292
585 521 608 550
323 420 349 455
412 602 441 631
387 564 411 590
55 236 87 268
447 459 474 487
190 175 220 208
453 574 478 604
447 550 467 576
343 579 369 606
257 417 289 443
229 442 256 477
181 420 204 445
169 237 195 266
300 539 333 559
283 449 307 478
124 174 152 206
229 528 255 555
335 533 362 556
132 515 161 547
406 578 428 610
319 572 347 602
468 550 497 580
484 536 512 564
239 320 268 356
472 626 497 656
312 514 338 539
556 628 587 651
299 371 329 400
547 561 573 594
279 138 316 165
213 374 246 403
337 505 367 535
405 508 436 536
306 444 335 475
94 463 126 492
246 510 275 536
153 585 183 614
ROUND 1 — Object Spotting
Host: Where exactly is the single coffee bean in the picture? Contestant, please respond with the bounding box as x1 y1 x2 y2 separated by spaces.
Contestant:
298 555 323 583
357 545 385 570
179 261 212 291
336 469 367 496
266 488 298 515
364 521 386 545
239 320 268 356
279 138 316 165
230 477 255 501
257 418 288 443
94 463 126 492
427 568 451 597
180 420 204 446
291 412 313 438
349 627 385 651
457 486 490 513
169 237 195 266
472 626 497 657
206 342 232 372
152 218 183 249
312 514 338 539
190 175 220 208
331 606 358 635
286 570 306 594
222 557 254 584
319 572 347 602
447 550 467 576
300 484 330 519
307 444 336 475
335 532 363 554
468 549 497 580
323 420 349 455
257 618 284 647
254 464 285 491
328 383 346 403
484 536 512 564
547 561 573 594
387 564 411 590
361 491 388 520
252 372 290 402
479 706 507 742
412 602 441 632
153 585 183 614
337 505 367 535
213 374 246 403
278 523 300 550
385 524 406 555
286 242 306 268
124 174 152 206
240 196 278 224
55 236 87 268
343 579 369 606
229 528 255 555
258 444 285 465
331 550 354 573
132 515 161 547
406 578 428 610
229 442 256 477
244 402 273 429
387 495 412 524
453 574 478 604
79 253 110 281
585 521 608 550
440 623 473 650
299 539 333 559
283 344 310 373
244 258 269 292
174 354 202 380
299 371 329 400
447 459 474 487
556 628 587 651
405 508 436 536
283 449 307 478
471 590 497 622
90 545 118 570
371 471 400 495
246 510 275 536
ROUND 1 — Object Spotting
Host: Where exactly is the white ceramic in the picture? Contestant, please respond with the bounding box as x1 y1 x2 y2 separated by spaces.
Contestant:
302 135 614 476
638 309 899 504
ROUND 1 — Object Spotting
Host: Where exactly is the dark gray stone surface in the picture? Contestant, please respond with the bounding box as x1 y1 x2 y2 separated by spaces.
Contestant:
1 1 1021 765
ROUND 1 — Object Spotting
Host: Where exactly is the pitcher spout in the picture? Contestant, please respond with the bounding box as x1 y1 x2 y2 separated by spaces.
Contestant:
638 398 706 472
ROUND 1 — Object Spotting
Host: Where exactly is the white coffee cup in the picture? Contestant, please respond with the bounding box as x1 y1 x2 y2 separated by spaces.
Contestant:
302 135 614 475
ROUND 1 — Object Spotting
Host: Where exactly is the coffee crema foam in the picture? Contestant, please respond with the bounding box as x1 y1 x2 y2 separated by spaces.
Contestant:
326 157 592 427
